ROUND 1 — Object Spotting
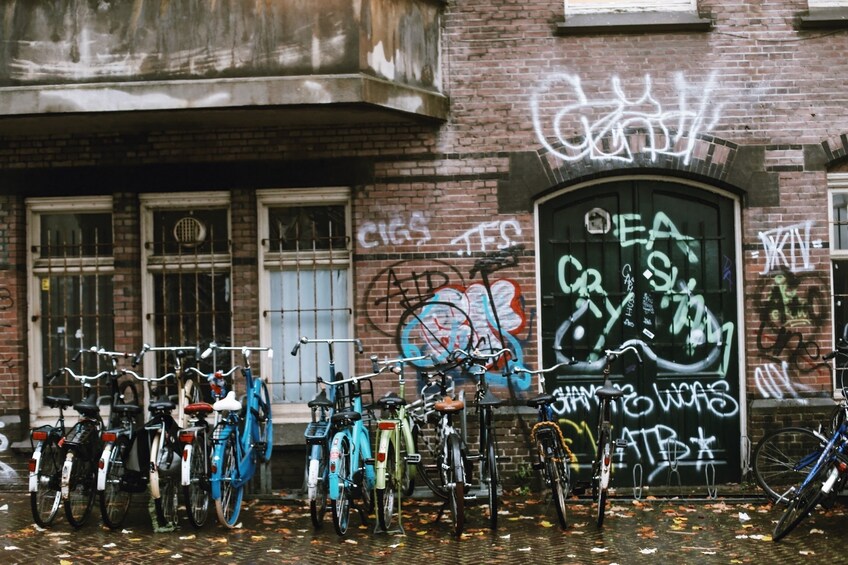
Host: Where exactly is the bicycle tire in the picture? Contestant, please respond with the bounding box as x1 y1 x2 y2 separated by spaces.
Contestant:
30 438 63 527
100 438 132 529
63 450 96 528
258 381 273 463
753 426 822 504
594 425 611 528
183 435 210 529
118 380 141 426
773 467 828 541
149 433 162 499
155 473 179 528
214 433 244 528
446 434 465 537
332 436 353 536
486 435 499 530
308 444 329 529
544 435 570 529
377 438 398 532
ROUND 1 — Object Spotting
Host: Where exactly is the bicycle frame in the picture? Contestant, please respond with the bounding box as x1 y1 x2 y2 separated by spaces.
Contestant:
327 375 376 501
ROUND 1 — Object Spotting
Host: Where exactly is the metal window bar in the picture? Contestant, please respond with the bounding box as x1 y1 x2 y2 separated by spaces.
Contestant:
38 226 114 403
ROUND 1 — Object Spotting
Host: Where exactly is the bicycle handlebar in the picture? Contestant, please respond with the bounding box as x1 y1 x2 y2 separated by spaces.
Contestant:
201 343 273 362
120 368 175 383
369 354 429 373
291 336 364 356
54 367 111 383
185 365 240 379
512 360 575 376
604 345 643 364
447 347 512 365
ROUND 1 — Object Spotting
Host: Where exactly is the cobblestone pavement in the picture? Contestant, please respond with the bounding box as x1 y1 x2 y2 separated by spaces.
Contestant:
2 487 847 564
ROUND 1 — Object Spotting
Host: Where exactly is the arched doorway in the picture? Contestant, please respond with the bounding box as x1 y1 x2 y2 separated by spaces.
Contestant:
537 177 742 487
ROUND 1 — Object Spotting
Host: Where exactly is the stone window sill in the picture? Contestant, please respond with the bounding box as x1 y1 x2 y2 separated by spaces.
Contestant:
556 10 712 35
799 7 848 29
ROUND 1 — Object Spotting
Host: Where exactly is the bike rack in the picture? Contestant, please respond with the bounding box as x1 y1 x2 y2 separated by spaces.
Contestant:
632 462 644 500
665 438 682 487
705 461 718 499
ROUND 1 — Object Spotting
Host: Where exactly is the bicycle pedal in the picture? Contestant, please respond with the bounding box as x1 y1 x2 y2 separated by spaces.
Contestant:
614 439 628 449
404 454 421 464
364 458 375 466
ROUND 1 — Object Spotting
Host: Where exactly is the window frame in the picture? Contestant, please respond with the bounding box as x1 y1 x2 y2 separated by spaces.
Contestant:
26 195 114 425
829 173 848 396
257 187 353 422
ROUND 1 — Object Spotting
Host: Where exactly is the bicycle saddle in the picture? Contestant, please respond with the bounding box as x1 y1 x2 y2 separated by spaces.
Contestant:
434 396 464 413
74 394 100 417
331 409 362 427
148 398 177 412
378 392 406 410
595 382 624 399
478 389 503 407
213 390 242 412
184 402 214 416
113 402 142 415
45 394 73 409
526 393 555 408
307 389 332 408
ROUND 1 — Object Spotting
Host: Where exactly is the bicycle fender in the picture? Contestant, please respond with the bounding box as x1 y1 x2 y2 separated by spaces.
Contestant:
60 451 74 499
97 442 114 491
28 445 42 492
209 441 225 500
375 430 392 490
358 431 376 488
181 442 193 487
328 433 345 500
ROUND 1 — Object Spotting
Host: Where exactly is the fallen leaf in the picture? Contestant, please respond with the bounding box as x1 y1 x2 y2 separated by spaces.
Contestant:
590 547 608 553
639 548 658 554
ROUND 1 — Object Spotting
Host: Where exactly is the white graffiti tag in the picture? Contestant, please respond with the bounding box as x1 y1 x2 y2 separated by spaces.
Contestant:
450 219 522 257
531 72 722 165
756 220 821 275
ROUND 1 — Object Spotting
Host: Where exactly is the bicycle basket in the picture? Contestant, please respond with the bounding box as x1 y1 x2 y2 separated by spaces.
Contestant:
304 420 331 444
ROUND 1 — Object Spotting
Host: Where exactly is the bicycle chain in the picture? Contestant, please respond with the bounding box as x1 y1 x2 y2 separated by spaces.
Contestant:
530 421 573 463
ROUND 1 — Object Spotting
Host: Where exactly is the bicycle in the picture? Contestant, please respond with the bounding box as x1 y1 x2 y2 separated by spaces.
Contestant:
371 353 428 534
512 359 575 529
290 336 364 530
28 371 75 528
419 362 467 536
131 345 202 529
179 366 235 529
447 345 512 531
90 347 145 529
588 345 641 528
202 343 274 528
58 366 109 528
770 348 848 541
325 364 379 536
752 426 827 504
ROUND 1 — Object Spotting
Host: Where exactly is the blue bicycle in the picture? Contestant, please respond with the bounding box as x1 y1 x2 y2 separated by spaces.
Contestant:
291 336 364 530
326 362 380 535
202 343 274 528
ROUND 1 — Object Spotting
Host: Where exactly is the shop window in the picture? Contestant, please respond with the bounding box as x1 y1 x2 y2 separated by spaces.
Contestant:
257 188 352 410
27 197 114 419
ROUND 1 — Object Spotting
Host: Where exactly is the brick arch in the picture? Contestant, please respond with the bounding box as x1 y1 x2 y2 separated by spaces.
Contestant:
498 131 777 212
822 135 848 172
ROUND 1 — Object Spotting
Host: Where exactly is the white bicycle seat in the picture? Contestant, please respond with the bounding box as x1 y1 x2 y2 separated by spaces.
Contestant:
213 390 242 412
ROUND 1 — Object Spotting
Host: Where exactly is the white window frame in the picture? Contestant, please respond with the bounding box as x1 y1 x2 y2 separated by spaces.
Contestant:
809 0 848 7
828 173 848 397
139 191 232 405
257 187 353 423
26 195 114 425
565 0 696 14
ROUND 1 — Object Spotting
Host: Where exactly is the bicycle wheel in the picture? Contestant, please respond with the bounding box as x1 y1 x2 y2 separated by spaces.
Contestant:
593 425 611 528
63 450 96 528
100 438 132 529
155 474 179 528
445 434 465 537
332 436 353 536
773 465 829 541
214 434 245 529
547 437 570 529
485 436 499 530
30 439 63 527
377 438 398 532
257 381 273 463
753 427 822 503
308 444 329 529
183 435 210 528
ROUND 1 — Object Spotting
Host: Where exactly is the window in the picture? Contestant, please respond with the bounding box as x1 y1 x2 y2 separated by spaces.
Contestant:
565 0 696 14
258 188 352 414
27 197 114 421
140 193 232 391
809 0 848 6
830 174 848 391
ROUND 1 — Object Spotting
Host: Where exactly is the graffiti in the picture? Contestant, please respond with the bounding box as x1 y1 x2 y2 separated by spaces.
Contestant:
531 72 722 165
357 211 431 249
754 361 815 399
0 421 18 482
756 221 822 275
550 378 738 420
450 219 522 257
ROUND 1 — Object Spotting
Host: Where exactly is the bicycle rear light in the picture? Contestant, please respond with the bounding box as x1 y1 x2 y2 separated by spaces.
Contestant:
377 452 386 463
101 432 117 442
28 459 37 473
31 430 48 441
179 431 195 443
378 422 396 431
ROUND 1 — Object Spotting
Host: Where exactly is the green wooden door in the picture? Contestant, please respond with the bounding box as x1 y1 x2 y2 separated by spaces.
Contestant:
539 179 740 487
